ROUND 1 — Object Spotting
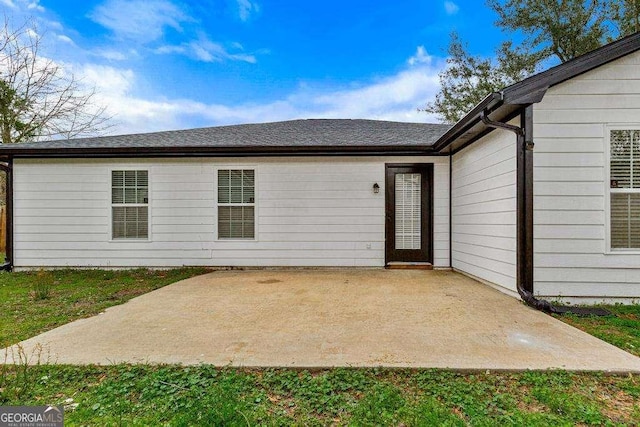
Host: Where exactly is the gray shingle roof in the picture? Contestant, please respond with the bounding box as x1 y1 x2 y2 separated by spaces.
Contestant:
0 119 450 155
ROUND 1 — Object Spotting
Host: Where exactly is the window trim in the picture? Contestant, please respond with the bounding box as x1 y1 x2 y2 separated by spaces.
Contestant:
108 167 152 242
214 166 258 241
605 125 640 254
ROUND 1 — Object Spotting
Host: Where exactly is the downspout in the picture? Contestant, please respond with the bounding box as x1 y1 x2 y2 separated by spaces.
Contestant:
0 157 12 271
449 148 453 269
479 108 557 313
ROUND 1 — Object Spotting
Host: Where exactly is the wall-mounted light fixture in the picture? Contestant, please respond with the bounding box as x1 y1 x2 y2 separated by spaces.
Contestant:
373 183 380 194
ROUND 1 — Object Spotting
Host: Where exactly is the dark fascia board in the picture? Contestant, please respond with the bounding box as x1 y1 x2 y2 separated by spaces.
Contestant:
431 92 503 153
435 31 640 154
0 144 447 158
450 107 524 155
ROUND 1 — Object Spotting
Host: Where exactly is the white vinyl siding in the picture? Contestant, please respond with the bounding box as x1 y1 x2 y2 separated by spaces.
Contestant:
12 156 450 268
451 124 517 293
533 49 640 301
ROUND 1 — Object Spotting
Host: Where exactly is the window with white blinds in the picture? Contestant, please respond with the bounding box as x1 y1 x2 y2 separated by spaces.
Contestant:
395 173 421 249
610 129 640 249
112 170 149 239
218 169 255 239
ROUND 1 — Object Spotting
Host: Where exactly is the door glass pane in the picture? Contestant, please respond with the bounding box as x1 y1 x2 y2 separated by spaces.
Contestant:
395 173 421 250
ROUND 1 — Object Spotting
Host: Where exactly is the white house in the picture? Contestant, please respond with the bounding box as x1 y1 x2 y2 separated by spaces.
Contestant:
2 32 640 305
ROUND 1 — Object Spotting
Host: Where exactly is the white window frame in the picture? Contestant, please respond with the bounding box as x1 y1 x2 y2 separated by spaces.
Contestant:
109 167 152 242
215 166 258 241
605 125 640 254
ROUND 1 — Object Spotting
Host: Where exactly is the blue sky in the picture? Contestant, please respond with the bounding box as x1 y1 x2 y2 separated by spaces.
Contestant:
2 0 509 134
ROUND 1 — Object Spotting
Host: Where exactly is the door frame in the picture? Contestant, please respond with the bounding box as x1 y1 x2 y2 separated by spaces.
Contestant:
385 163 434 265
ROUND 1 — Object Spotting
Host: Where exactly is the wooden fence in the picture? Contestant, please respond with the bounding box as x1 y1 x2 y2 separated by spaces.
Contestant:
0 206 5 253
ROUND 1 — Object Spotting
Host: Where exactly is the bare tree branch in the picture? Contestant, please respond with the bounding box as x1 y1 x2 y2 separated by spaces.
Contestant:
0 16 113 145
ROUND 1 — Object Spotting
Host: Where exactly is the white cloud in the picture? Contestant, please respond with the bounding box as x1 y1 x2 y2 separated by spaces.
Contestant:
155 35 257 63
42 19 63 31
236 0 259 21
57 34 74 44
27 0 44 12
0 0 49 21
407 46 432 66
444 1 459 15
89 0 257 64
0 0 46 13
154 45 186 55
89 0 189 43
309 66 442 122
77 64 135 97
76 51 445 135
92 49 130 61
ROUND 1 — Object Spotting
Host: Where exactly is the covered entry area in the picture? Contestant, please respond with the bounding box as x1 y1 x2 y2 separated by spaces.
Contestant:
12 269 640 371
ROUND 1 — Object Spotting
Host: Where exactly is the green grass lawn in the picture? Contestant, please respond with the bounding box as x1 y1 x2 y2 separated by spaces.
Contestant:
555 305 640 357
1 366 639 425
1 269 640 424
0 268 210 347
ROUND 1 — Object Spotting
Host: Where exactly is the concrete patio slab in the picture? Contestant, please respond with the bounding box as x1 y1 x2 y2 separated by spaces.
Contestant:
7 269 640 371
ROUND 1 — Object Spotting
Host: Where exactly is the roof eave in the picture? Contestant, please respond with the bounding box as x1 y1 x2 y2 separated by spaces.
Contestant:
431 92 504 153
0 144 443 158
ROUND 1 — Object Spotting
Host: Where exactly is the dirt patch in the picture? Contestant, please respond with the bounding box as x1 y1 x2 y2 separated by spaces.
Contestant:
110 288 147 299
516 397 547 413
257 279 282 284
597 390 638 423
72 300 96 310
515 385 548 413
